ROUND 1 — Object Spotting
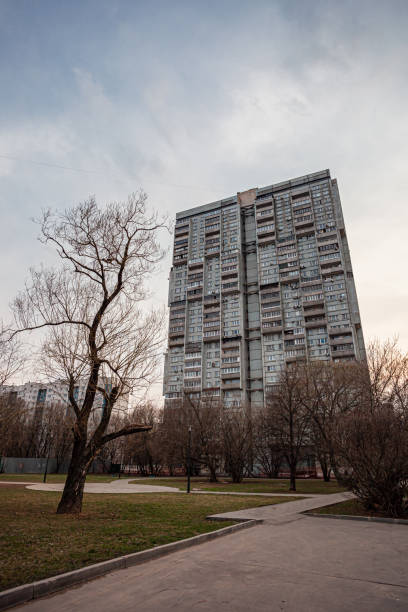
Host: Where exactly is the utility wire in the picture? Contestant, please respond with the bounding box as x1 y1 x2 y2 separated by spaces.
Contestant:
0 153 225 194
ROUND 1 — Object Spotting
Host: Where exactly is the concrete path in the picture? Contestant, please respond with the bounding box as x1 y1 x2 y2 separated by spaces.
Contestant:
9 479 321 497
208 491 355 521
10 492 408 612
25 478 178 494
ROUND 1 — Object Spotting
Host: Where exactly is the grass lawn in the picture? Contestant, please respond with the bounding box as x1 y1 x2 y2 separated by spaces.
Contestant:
0 486 298 591
129 477 346 495
308 498 408 520
0 473 115 483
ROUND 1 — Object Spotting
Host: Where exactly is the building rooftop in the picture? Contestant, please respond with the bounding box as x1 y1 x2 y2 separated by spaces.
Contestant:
175 169 331 220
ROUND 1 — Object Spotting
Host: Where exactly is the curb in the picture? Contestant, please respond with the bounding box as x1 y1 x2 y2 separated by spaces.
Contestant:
305 512 408 525
0 518 262 611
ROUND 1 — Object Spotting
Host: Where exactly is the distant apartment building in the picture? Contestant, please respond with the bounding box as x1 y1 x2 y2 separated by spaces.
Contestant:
163 169 365 407
0 378 129 414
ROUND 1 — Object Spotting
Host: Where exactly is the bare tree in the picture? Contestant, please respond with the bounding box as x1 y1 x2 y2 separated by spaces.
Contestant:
333 404 408 517
332 339 408 517
11 193 167 513
0 323 24 386
160 400 201 477
48 406 75 472
265 365 311 491
298 361 362 481
0 397 28 458
221 405 253 483
179 395 224 482
123 403 165 476
253 406 283 479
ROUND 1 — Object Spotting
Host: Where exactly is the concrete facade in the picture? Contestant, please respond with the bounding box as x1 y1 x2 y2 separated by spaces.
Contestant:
0 378 129 414
164 170 365 407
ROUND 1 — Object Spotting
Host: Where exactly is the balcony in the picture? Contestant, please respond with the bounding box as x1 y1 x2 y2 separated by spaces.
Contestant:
321 263 343 276
285 351 306 363
222 281 239 294
186 278 203 288
294 216 314 229
203 332 220 342
221 266 238 276
204 308 220 318
331 347 355 359
256 193 273 204
188 257 204 266
185 341 202 352
257 233 275 246
280 270 300 282
305 317 327 329
202 386 221 395
295 226 315 239
173 254 188 264
303 302 325 316
221 272 239 285
168 329 185 338
317 231 338 243
204 294 220 305
175 230 189 240
187 289 203 301
330 336 353 346
261 310 281 320
168 337 185 347
205 226 220 237
328 325 351 336
175 223 189 235
222 337 241 348
205 248 220 258
304 309 326 320
221 370 241 380
261 323 283 334
284 329 305 339
203 320 220 330
221 379 241 390
256 209 274 222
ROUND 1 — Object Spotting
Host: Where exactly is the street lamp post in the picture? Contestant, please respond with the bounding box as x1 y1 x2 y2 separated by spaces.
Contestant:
187 425 192 494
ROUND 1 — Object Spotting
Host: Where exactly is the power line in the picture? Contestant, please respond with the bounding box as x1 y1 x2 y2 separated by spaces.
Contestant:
0 154 100 174
0 153 226 194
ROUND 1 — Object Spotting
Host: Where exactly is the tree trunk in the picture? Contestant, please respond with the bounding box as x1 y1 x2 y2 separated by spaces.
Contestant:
318 454 331 482
208 465 218 482
289 463 296 491
329 450 345 485
56 438 90 514
231 467 243 483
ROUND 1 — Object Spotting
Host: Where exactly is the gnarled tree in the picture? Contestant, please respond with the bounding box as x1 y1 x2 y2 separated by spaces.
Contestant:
12 193 167 513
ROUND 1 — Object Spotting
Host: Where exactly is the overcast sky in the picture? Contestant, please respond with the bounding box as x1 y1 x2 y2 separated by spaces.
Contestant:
1 0 407 391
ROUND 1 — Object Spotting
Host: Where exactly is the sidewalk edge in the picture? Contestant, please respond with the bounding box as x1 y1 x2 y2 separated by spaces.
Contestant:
0 518 262 611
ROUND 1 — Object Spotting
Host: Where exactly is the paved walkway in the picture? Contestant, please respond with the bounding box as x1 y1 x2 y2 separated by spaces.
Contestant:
3 479 320 497
208 491 355 521
25 479 178 494
10 492 408 612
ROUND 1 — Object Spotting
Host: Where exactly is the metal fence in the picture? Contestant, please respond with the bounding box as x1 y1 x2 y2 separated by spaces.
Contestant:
0 457 61 474
0 456 108 474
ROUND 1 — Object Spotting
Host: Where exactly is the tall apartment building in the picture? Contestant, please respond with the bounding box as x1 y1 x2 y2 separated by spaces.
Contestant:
163 169 365 407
